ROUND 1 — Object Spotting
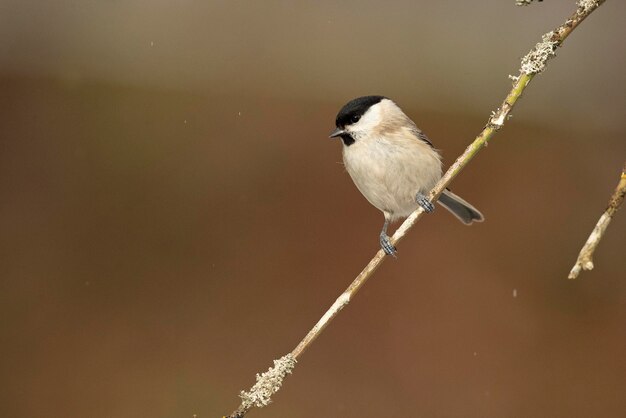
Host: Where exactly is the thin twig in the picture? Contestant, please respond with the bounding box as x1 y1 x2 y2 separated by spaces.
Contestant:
568 162 626 279
516 0 544 6
225 1 606 416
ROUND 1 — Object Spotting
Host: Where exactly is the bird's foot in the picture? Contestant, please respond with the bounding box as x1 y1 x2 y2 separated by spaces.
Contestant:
415 192 435 213
379 233 397 257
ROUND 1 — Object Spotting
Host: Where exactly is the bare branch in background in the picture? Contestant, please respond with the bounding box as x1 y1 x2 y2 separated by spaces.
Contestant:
225 1 607 416
569 162 626 279
516 0 544 6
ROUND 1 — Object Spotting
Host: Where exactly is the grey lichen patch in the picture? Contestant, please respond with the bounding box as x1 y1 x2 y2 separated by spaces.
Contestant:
520 32 558 75
515 0 543 5
578 0 601 13
239 354 297 409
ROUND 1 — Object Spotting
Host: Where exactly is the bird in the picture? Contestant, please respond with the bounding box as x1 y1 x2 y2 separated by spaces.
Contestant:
329 95 484 256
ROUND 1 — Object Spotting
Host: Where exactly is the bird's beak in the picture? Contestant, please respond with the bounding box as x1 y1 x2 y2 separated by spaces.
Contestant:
329 127 345 138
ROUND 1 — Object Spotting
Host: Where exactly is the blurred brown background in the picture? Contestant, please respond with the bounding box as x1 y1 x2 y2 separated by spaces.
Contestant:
1 1 625 417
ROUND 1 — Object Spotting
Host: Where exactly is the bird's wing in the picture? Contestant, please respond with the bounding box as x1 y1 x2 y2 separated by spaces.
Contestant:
409 125 434 148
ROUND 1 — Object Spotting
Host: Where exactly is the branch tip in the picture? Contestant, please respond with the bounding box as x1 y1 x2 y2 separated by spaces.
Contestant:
568 163 626 279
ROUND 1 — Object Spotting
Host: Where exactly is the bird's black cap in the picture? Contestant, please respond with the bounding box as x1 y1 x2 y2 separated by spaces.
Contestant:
334 95 387 128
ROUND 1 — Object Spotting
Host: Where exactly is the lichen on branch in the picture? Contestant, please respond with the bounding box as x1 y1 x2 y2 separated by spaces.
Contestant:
239 354 296 409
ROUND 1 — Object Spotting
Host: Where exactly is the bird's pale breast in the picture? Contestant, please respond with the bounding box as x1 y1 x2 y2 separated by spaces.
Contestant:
343 134 442 219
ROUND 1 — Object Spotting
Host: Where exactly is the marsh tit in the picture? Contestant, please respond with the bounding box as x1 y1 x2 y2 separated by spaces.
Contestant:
330 95 484 256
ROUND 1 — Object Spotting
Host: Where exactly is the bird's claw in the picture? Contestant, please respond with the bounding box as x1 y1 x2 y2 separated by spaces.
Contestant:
416 192 435 213
380 234 397 257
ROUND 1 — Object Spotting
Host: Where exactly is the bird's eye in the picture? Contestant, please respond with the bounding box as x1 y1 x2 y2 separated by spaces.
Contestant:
351 115 361 123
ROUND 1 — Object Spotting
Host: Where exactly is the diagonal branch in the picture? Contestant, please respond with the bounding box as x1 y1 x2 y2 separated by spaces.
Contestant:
568 162 626 279
225 1 607 417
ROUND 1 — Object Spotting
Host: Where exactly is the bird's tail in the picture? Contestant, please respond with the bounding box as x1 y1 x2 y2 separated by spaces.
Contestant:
437 189 484 225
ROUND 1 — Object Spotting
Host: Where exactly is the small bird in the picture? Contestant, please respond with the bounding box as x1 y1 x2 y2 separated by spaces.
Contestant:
330 96 484 255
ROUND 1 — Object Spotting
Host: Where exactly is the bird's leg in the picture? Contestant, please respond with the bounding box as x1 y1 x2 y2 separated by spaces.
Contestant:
379 216 397 256
415 192 435 213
